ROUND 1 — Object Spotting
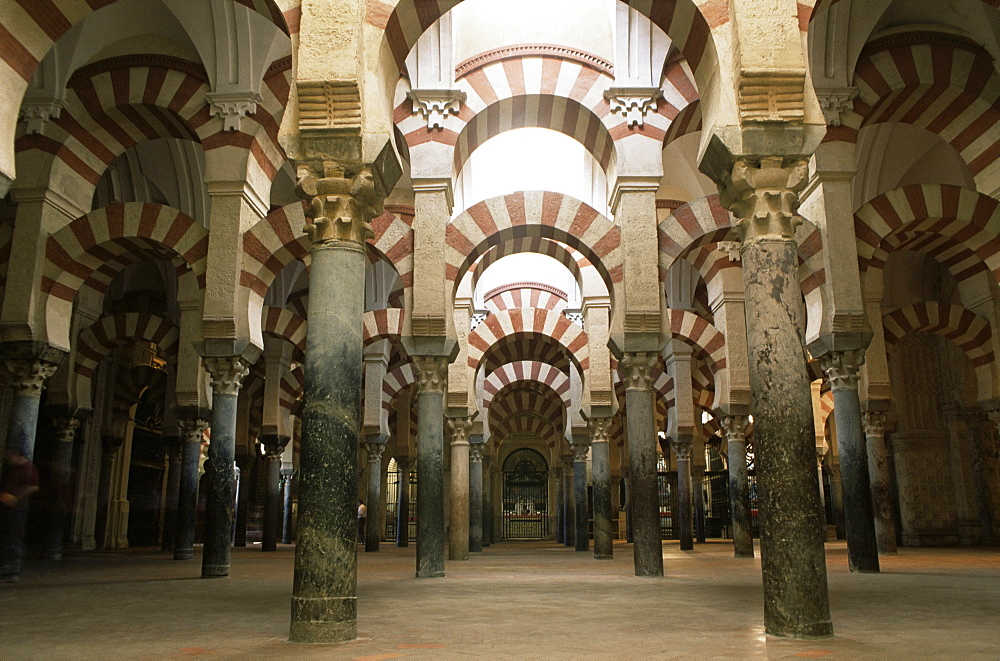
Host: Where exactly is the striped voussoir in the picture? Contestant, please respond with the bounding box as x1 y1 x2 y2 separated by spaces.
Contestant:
882 301 995 401
381 0 715 81
261 306 307 361
838 34 1000 188
75 312 178 379
467 307 590 374
447 191 622 294
472 236 585 291
808 0 998 22
668 309 726 374
662 98 702 149
371 206 414 290
482 334 572 376
363 308 405 346
382 362 418 416
819 389 834 426
242 202 310 308
279 364 304 416
483 284 568 315
854 184 1000 282
682 245 740 296
482 361 571 411
489 413 560 446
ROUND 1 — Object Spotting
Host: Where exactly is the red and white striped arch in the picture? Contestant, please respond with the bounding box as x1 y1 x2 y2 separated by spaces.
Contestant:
279 364 304 416
471 236 585 293
42 203 207 350
447 191 622 298
835 34 1000 190
481 334 573 375
363 308 405 346
662 98 702 149
371 205 415 291
382 362 418 415
807 0 998 23
262 306 307 361
483 283 568 315
882 301 995 402
668 309 726 374
854 184 1000 285
73 312 178 408
482 361 571 411
467 307 590 374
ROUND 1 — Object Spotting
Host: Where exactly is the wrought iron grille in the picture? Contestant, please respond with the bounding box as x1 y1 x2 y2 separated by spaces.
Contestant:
384 466 417 543
502 448 549 539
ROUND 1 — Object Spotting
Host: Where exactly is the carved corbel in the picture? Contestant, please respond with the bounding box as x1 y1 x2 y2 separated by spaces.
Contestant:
815 87 858 128
604 87 662 128
407 89 467 130
206 91 264 132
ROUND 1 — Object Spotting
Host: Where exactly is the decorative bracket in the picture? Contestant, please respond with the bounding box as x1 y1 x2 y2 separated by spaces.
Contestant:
206 91 264 132
18 97 66 134
815 87 858 127
407 89 467 130
604 87 662 128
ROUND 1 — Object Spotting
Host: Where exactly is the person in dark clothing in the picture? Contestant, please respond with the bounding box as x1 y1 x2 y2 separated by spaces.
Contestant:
0 451 40 583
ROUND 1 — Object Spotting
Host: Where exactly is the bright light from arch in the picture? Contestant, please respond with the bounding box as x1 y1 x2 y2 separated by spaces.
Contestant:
474 253 581 308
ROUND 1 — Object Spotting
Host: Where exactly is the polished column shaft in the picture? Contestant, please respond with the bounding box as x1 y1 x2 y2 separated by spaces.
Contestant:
364 438 385 552
590 418 613 559
721 416 754 557
469 437 484 552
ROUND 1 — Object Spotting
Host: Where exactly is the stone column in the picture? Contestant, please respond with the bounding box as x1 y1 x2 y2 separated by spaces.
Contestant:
42 414 81 560
0 353 60 580
720 157 832 637
571 439 590 552
721 415 753 557
281 470 295 544
162 437 183 553
554 464 565 545
560 454 574 547
482 454 494 546
233 454 252 548
622 467 633 543
468 435 484 552
819 350 879 572
620 352 663 577
289 165 380 643
173 415 208 560
589 418 613 559
395 458 411 547
447 417 472 561
862 410 896 554
261 435 289 552
413 355 449 577
363 436 386 552
692 439 707 544
201 356 249 578
672 437 694 550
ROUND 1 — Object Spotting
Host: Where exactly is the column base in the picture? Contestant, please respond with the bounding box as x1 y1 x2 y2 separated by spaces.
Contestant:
594 554 613 560
634 566 663 577
765 621 834 640
416 570 445 578
289 596 357 643
735 551 754 558
201 565 230 577
174 550 193 560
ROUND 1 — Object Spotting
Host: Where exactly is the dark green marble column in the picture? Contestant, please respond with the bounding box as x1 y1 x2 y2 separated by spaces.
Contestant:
469 436 484 552
395 458 410 547
862 411 896 554
364 436 386 552
673 437 694 551
590 418 613 559
262 436 289 552
174 415 208 560
482 454 494 546
571 440 590 552
560 455 574 547
721 415 754 558
281 471 295 544
162 437 183 553
201 357 250 578
42 414 81 560
412 355 449 578
722 157 832 638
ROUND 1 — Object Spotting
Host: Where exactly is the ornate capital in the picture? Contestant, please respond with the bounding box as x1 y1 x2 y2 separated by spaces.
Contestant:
295 164 382 248
570 442 591 463
413 356 449 395
19 97 66 134
52 416 81 444
206 91 263 132
365 442 386 461
3 359 59 397
178 418 209 444
588 417 612 444
469 442 485 463
671 439 693 461
720 156 809 243
204 356 249 396
447 416 474 444
719 415 749 444
815 87 858 127
861 411 887 438
818 349 865 393
407 89 466 129
604 87 662 128
619 352 657 391
262 435 290 457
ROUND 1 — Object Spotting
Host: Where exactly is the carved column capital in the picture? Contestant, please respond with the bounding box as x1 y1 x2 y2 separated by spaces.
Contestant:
588 417 612 444
620 352 657 391
861 410 887 438
818 349 865 393
407 89 467 129
3 359 60 397
719 415 750 444
295 164 382 248
364 441 386 461
52 416 81 444
671 439 693 461
570 441 591 463
178 418 209 444
262 435 290 458
815 86 858 127
719 156 809 243
413 356 449 395
469 442 485 463
604 87 662 127
447 416 474 444
204 356 249 396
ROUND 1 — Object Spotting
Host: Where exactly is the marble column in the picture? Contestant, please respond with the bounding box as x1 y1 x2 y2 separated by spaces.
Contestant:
0 353 61 580
571 440 590 552
363 437 386 552
554 464 565 544
289 165 378 643
447 417 472 561
174 415 208 560
482 455 494 546
589 418 613 559
162 437 183 553
281 471 295 544
829 464 847 539
672 437 694 550
721 415 753 557
721 157 832 637
469 435 484 552
622 467 634 543
693 451 707 544
620 352 663 577
261 435 289 552
819 350 879 572
395 458 411 547
43 414 81 560
201 357 249 578
413 355 449 577
560 454 574 547
233 454 252 548
862 410 896 554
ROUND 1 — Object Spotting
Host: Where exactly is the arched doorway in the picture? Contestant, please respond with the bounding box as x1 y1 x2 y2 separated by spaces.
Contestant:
502 448 549 539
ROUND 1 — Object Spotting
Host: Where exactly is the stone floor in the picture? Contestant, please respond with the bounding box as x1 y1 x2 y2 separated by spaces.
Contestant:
1 540 998 659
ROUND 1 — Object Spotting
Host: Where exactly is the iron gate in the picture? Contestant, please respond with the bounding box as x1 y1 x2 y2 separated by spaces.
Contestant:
502 448 549 539
384 464 417 543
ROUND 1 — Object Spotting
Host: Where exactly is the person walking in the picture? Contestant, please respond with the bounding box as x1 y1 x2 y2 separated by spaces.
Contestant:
357 500 367 543
1 451 40 583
